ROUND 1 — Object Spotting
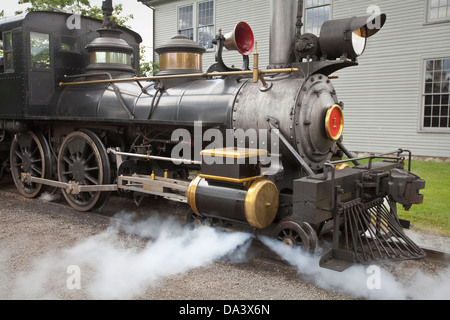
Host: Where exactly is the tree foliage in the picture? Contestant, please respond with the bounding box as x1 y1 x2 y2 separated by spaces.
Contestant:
16 0 133 28
139 47 159 76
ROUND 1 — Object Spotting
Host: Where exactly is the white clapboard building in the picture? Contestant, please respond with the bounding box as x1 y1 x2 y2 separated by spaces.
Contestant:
139 0 450 158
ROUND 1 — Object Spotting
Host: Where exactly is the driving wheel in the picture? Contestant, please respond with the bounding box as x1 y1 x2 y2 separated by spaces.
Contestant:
10 131 52 198
57 130 111 211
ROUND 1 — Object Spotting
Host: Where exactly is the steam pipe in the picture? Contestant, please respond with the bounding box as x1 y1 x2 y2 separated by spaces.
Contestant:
295 0 304 40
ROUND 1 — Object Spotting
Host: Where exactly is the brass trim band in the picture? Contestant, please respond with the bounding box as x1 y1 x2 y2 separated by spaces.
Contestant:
200 147 269 159
159 52 203 72
186 175 202 215
198 174 263 184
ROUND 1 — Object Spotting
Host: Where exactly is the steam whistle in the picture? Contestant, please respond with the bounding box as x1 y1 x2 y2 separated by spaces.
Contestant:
207 22 255 73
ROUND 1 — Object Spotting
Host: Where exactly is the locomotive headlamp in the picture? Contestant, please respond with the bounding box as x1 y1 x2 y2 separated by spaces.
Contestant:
155 34 206 75
319 13 386 61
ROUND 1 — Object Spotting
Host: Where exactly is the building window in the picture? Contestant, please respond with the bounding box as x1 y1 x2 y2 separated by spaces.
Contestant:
178 5 194 40
197 1 214 49
178 1 214 50
423 58 450 129
1 31 14 72
304 0 331 36
428 0 450 22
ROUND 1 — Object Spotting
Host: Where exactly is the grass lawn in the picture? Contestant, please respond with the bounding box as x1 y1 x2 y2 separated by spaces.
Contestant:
397 161 450 237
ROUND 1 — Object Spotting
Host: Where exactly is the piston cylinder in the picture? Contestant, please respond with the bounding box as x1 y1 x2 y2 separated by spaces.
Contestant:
187 176 279 229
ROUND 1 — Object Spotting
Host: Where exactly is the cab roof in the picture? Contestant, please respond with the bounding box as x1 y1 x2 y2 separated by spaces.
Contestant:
0 11 143 44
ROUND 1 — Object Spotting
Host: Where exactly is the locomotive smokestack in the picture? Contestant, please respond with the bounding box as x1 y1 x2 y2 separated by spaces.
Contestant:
269 0 299 68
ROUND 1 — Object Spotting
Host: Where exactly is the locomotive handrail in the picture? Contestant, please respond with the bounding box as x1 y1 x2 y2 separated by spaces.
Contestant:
327 149 408 170
63 72 114 80
318 149 410 183
318 150 407 211
107 148 202 166
336 141 361 166
58 67 299 87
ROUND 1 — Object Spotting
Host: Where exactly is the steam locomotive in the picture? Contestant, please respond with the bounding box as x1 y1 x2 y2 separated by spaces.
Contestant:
0 0 426 271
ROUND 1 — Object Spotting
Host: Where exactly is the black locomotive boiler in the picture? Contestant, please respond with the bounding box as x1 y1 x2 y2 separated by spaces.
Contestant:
0 0 426 271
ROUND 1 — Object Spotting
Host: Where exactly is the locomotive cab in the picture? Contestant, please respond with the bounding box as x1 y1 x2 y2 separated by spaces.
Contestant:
0 11 141 121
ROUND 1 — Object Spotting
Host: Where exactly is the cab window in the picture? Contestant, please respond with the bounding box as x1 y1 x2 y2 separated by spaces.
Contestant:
1 31 14 72
30 31 50 69
60 35 79 52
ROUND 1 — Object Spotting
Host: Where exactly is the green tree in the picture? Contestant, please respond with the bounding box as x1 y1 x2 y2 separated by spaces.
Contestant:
17 0 91 12
16 0 132 27
139 47 159 76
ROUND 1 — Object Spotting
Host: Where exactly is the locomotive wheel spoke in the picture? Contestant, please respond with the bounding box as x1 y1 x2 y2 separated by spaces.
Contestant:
84 151 96 164
68 139 87 158
58 130 111 212
84 165 99 172
31 165 43 176
63 156 74 166
14 150 23 160
10 131 52 198
31 146 39 157
84 173 99 185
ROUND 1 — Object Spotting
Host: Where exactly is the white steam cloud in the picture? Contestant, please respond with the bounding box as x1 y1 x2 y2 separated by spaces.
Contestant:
261 236 450 300
3 212 449 300
6 213 251 300
38 191 60 202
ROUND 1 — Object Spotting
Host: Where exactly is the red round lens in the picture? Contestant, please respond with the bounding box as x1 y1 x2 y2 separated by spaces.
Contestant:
325 105 344 141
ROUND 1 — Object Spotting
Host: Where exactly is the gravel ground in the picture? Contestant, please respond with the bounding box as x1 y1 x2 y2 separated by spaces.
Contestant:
0 181 353 301
0 176 449 302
